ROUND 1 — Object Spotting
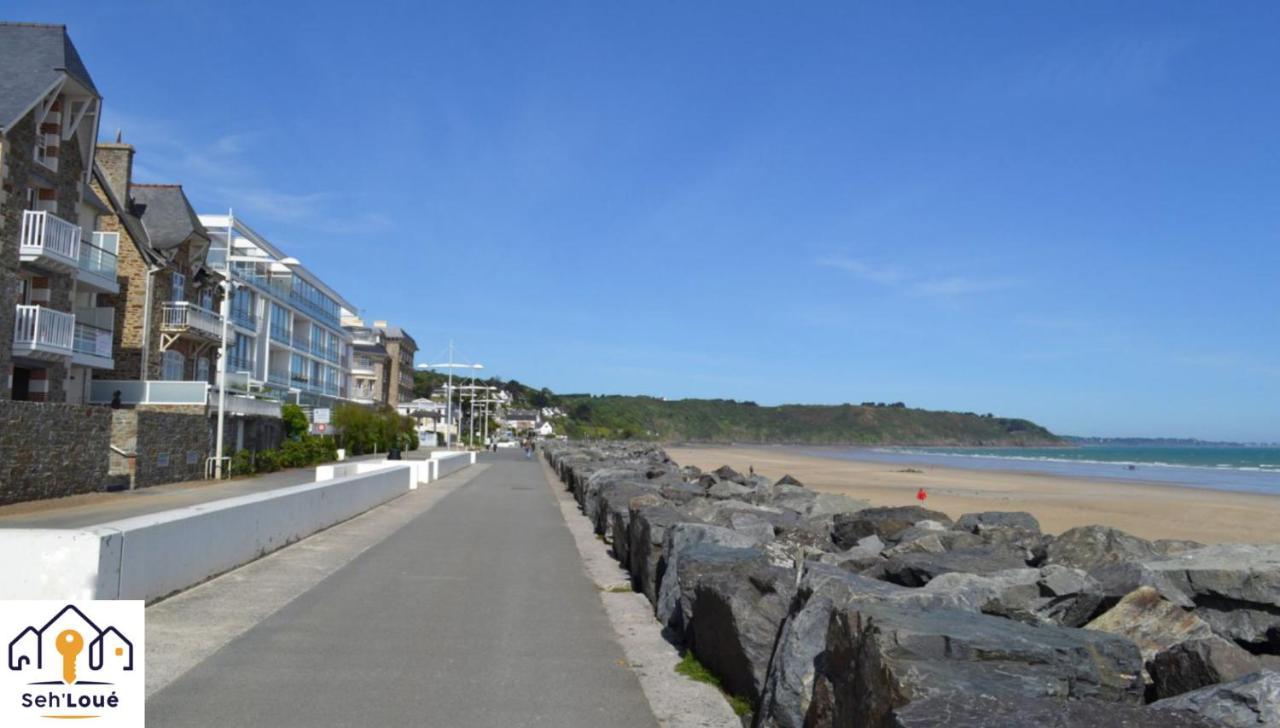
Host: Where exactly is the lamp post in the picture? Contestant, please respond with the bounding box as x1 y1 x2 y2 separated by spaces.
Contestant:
213 209 235 480
416 342 481 450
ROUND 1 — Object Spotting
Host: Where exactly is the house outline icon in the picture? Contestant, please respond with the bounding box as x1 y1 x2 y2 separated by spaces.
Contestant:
7 604 133 678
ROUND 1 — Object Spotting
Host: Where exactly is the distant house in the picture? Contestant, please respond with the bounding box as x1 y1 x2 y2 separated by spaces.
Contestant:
503 409 539 431
536 421 555 437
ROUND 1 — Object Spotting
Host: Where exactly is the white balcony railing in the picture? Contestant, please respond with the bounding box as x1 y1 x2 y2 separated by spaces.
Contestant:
73 322 113 358
13 305 74 357
161 302 223 339
20 210 81 269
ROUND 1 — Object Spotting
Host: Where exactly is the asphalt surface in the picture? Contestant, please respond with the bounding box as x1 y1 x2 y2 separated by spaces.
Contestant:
146 450 659 727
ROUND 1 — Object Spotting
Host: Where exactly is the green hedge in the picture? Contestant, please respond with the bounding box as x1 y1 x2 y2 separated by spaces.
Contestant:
333 404 418 456
227 433 337 477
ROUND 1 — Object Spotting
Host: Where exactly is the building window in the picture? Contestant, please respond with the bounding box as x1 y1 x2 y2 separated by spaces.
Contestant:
199 288 214 311
162 351 185 381
171 273 186 302
196 357 210 383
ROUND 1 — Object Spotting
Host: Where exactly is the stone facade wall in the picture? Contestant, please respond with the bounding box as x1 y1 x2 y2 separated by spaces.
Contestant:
0 103 90 402
132 409 210 487
0 399 111 505
384 334 417 406
92 148 224 384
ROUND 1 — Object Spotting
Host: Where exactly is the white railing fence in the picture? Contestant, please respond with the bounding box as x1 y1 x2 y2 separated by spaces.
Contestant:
161 302 223 336
13 305 74 353
20 210 81 262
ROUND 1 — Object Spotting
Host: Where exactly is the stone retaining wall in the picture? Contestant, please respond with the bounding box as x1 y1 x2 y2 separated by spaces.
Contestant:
0 400 111 505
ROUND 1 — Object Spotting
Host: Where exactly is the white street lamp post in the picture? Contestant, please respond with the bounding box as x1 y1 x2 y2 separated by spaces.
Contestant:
213 209 234 479
417 342 481 450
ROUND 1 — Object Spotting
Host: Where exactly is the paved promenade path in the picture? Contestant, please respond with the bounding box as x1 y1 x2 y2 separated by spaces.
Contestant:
147 450 658 727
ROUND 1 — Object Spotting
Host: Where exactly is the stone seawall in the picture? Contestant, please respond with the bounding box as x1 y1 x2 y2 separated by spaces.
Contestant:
0 400 111 505
544 441 1280 728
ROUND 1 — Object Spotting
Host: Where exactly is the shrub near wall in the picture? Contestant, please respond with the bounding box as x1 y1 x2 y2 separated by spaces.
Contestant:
0 401 111 506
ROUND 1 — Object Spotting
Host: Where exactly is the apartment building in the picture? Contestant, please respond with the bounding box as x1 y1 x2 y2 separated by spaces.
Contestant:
88 141 226 404
341 314 417 406
0 22 118 403
343 315 390 405
199 214 355 408
380 322 417 406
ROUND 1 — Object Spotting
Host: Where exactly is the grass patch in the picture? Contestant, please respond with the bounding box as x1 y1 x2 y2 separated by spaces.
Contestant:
674 651 752 717
603 583 633 593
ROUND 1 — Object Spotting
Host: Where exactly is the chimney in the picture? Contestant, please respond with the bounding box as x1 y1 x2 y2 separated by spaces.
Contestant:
96 138 135 200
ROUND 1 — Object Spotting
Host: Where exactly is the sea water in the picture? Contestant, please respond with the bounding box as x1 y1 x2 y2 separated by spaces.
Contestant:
797 445 1280 495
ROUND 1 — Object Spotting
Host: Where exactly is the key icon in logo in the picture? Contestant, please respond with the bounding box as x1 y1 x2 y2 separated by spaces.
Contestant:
56 629 83 684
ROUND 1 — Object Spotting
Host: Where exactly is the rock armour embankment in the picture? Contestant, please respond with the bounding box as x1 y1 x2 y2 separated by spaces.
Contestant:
544 441 1280 727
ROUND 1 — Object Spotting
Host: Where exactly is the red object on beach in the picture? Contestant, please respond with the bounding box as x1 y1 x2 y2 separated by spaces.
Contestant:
916 488 927 502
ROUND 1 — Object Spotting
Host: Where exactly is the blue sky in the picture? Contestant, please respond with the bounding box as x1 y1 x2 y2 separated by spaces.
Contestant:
13 2 1279 441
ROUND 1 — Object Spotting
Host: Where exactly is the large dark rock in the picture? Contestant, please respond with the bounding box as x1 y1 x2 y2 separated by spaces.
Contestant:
888 694 1225 727
594 480 659 541
832 506 953 548
811 601 1146 726
627 503 700 606
881 547 1030 587
755 567 852 728
1149 637 1266 701
609 491 664 570
707 480 755 501
713 465 748 485
1085 587 1216 664
1045 525 1163 571
954 511 1041 534
1089 560 1195 609
690 553 796 705
1152 671 1280 728
655 523 771 634
659 480 707 504
775 474 804 487
1142 544 1280 653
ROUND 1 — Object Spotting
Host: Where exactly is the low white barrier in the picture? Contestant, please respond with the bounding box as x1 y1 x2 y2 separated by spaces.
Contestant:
0 464 414 602
431 451 475 480
316 460 430 488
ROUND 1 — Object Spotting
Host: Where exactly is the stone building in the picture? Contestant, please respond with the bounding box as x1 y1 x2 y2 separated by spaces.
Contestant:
343 316 390 405
378 322 417 407
341 313 417 406
89 141 225 393
0 22 118 403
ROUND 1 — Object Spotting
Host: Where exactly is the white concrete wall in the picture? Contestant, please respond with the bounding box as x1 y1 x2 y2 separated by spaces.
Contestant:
433 451 475 479
0 528 122 602
0 464 414 602
317 460 428 488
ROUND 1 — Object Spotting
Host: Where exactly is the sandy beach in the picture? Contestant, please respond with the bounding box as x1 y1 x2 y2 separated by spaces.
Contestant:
666 445 1280 545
